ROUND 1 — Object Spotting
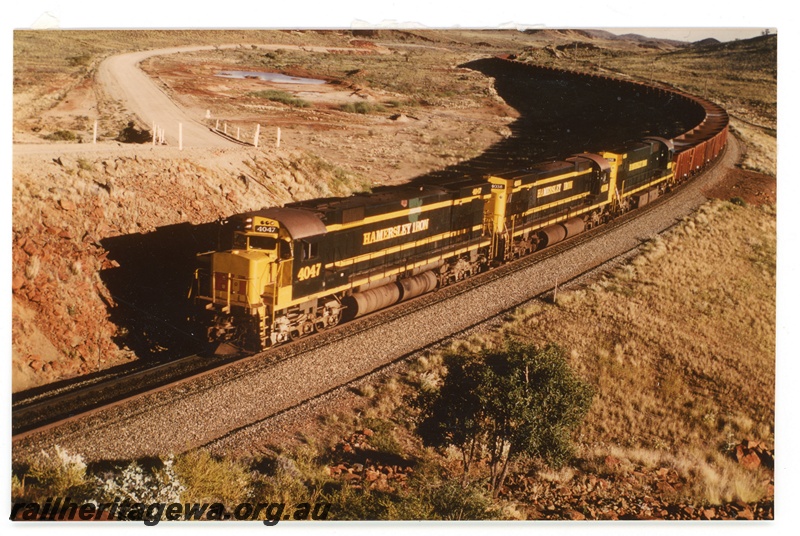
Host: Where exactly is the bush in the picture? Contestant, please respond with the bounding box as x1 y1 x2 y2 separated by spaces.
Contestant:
17 445 91 501
249 90 310 108
43 130 77 141
321 459 497 520
340 101 385 114
173 450 250 505
416 339 593 496
67 53 92 67
361 417 404 456
118 121 152 143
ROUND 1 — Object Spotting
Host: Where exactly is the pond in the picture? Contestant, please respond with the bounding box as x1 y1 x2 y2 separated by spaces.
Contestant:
216 70 326 85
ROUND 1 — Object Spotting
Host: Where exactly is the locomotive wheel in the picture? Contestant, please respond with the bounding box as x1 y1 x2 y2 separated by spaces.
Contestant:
326 311 342 329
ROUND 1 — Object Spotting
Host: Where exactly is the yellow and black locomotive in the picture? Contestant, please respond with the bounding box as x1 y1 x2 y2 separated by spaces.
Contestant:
191 137 675 352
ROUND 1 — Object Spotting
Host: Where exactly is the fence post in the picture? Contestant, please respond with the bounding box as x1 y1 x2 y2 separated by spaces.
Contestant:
276 127 281 148
254 124 260 148
152 122 157 146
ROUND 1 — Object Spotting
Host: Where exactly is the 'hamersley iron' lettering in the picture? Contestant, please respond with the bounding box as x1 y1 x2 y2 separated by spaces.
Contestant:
362 218 429 245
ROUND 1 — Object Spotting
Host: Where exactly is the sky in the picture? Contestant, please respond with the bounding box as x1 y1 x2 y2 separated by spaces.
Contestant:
607 28 769 43
4 1 785 38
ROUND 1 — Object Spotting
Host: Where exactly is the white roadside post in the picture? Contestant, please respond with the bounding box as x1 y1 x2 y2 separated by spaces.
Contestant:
254 124 260 148
276 127 281 149
93 120 98 144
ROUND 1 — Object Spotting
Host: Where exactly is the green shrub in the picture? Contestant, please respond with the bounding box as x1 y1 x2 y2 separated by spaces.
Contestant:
361 417 404 456
17 445 91 501
43 130 77 141
77 157 94 171
174 450 250 505
340 101 385 114
249 90 310 108
416 339 593 496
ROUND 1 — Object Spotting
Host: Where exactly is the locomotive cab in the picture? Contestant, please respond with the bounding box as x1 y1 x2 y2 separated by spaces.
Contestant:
192 208 330 351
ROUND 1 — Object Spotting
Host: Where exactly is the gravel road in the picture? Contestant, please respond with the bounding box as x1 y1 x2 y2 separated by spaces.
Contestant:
94 43 388 149
95 47 234 147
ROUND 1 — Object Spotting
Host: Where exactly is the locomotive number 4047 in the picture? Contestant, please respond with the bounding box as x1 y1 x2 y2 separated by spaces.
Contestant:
297 263 322 281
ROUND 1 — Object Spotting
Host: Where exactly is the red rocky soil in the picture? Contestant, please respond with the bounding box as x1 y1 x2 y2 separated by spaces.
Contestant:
11 42 513 393
703 167 777 206
323 431 774 520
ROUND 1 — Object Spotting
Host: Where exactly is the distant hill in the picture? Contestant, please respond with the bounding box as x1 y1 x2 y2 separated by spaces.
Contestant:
693 38 722 47
669 33 777 64
615 33 688 48
523 28 688 49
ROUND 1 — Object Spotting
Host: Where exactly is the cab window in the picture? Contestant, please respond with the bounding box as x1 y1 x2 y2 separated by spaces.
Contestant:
280 239 292 260
249 235 277 251
233 233 248 249
297 240 318 261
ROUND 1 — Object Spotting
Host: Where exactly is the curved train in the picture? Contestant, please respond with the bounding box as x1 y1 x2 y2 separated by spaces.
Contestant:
190 60 729 352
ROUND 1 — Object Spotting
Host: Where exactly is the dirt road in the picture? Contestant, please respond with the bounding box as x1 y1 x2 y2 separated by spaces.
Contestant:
94 43 393 149
96 47 229 147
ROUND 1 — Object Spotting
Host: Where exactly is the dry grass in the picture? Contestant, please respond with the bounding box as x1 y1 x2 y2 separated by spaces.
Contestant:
224 45 495 109
730 120 778 175
586 445 772 505
502 199 775 503
13 30 348 116
303 196 776 506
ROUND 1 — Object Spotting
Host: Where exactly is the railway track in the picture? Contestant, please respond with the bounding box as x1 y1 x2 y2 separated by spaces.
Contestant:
12 55 738 460
11 135 734 442
207 134 742 456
